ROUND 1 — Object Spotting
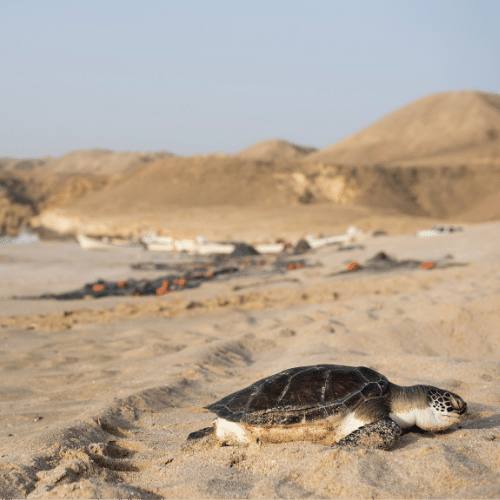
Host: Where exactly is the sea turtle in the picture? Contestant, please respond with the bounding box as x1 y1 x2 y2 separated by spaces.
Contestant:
188 364 467 449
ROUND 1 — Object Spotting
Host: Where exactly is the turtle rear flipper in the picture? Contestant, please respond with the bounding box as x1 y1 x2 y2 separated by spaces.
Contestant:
187 426 214 441
336 418 401 450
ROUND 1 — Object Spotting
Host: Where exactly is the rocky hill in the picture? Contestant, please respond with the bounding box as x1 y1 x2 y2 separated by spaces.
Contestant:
308 91 500 166
234 139 317 161
3 91 500 237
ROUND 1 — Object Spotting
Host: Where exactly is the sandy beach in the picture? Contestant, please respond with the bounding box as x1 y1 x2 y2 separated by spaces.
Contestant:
1 90 500 498
1 220 499 498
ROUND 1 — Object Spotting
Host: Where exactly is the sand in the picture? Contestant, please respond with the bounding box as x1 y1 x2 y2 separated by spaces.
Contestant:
1 220 499 498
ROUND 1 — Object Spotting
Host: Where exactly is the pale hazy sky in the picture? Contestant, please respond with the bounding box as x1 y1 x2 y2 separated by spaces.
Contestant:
1 1 499 158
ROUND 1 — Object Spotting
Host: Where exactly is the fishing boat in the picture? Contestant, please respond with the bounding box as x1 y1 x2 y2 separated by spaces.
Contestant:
305 226 366 249
76 234 139 250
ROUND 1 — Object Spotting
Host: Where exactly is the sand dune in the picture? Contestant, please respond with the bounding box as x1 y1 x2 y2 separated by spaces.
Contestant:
308 91 500 166
234 139 317 161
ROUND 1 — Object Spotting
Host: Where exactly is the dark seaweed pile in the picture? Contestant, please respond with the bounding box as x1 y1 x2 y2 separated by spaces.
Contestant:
330 252 466 276
29 255 308 300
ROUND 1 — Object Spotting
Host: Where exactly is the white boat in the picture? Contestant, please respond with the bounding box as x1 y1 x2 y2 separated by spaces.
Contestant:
76 234 116 250
140 232 174 246
76 234 139 250
305 226 366 249
305 234 346 249
254 243 285 254
416 225 464 238
196 236 209 245
109 237 140 247
146 242 175 252
146 236 234 254
174 239 197 253
195 243 235 255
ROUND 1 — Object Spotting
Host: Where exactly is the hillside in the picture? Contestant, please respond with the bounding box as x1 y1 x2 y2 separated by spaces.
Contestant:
0 150 174 235
234 139 317 161
0 149 173 175
308 91 500 166
32 155 500 238
45 149 174 175
52 156 306 215
4 90 500 237
461 189 500 223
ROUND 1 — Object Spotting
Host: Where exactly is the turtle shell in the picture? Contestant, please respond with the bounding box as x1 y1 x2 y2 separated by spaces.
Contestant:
205 364 390 426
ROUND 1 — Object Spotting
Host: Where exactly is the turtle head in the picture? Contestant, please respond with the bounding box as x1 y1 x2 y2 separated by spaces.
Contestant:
416 386 467 431
389 384 467 431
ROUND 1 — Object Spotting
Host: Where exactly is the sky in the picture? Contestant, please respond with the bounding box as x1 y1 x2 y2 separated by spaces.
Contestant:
1 1 499 158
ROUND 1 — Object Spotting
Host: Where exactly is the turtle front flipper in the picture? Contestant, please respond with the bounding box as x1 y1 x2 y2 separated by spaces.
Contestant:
336 418 401 450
